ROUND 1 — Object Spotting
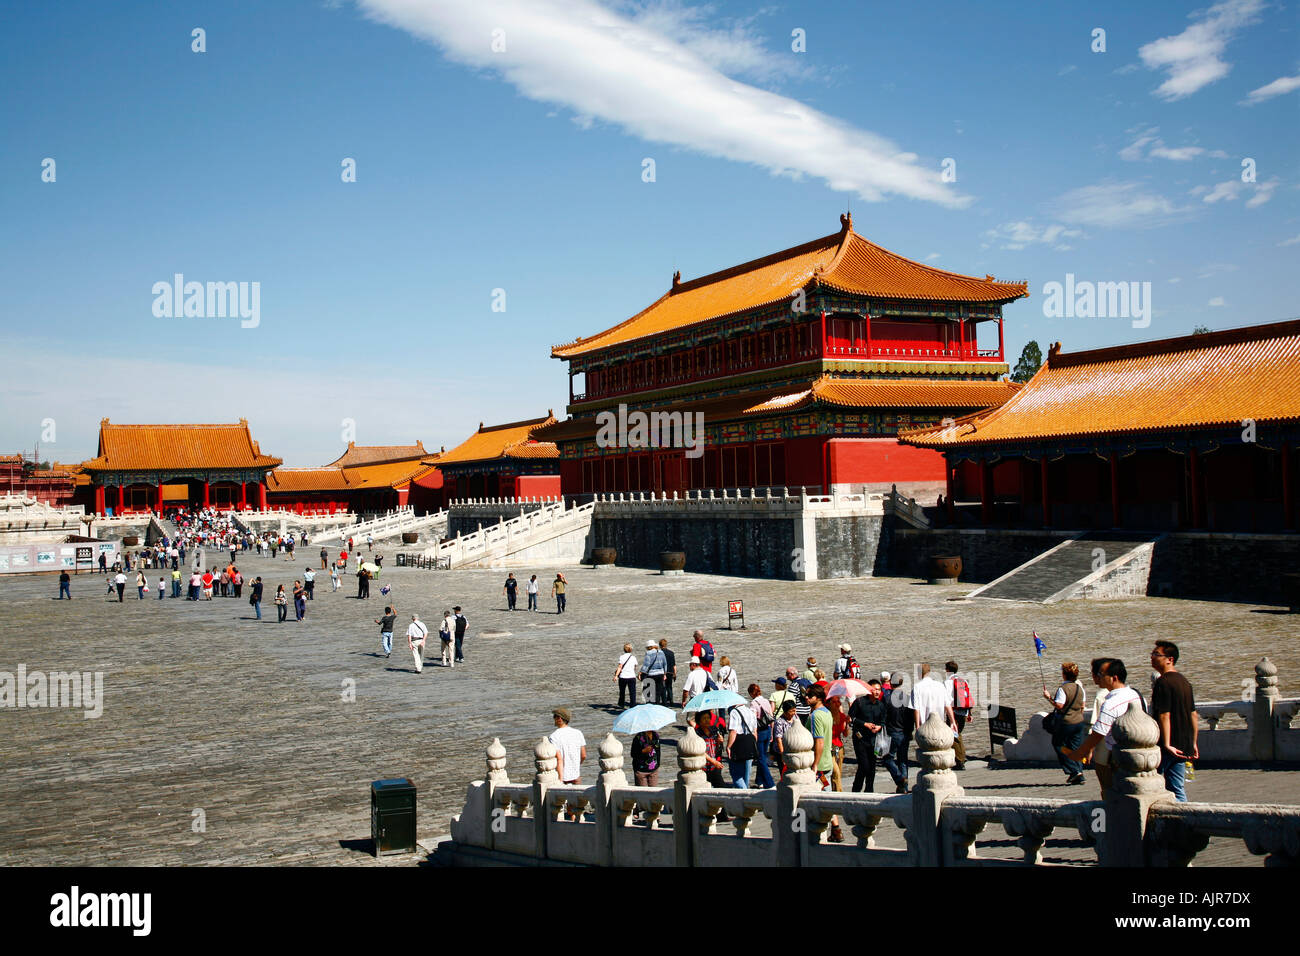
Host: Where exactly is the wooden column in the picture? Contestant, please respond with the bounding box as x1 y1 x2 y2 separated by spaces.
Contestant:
819 311 827 357
945 463 956 522
1109 452 1121 528
864 312 873 359
958 318 967 359
980 461 993 525
1189 449 1203 528
997 317 1004 362
1039 456 1051 528
258 482 268 511
116 485 125 514
239 481 248 511
94 485 105 515
155 482 164 513
202 480 210 508
1284 442 1295 530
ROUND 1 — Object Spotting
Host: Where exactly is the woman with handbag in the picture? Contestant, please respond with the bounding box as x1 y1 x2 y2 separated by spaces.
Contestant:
1043 661 1088 784
725 701 758 788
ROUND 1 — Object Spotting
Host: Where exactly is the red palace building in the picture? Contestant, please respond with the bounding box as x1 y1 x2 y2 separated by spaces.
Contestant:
430 415 562 501
538 214 1025 496
81 420 282 514
264 442 445 514
0 455 83 508
900 320 1300 532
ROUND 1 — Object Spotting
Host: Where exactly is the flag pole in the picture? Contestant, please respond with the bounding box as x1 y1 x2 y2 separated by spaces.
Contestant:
1033 631 1047 694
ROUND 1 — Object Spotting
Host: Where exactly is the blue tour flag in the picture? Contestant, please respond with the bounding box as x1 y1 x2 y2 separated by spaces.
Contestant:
1033 633 1046 656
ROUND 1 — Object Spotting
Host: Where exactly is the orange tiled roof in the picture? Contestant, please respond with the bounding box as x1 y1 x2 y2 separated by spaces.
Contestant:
552 215 1027 359
326 442 428 468
268 459 441 492
266 468 352 493
743 376 1020 414
82 420 282 471
434 415 559 466
900 320 1300 448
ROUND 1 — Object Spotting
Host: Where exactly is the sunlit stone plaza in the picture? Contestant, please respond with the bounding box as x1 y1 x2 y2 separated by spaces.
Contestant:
1 553 1295 866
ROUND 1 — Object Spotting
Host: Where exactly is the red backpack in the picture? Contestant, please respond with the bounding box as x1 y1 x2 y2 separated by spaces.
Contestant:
952 677 973 710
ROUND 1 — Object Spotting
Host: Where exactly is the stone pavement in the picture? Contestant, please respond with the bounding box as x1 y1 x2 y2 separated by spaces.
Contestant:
0 555 1296 866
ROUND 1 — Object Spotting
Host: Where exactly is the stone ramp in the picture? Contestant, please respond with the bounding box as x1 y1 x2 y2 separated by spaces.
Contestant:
970 532 1160 603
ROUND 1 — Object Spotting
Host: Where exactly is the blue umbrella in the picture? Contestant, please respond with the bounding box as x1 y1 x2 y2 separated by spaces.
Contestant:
612 704 678 735
682 689 747 713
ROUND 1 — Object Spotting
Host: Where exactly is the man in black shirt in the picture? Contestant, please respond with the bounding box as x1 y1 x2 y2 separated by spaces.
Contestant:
58 571 71 600
882 671 912 793
1150 641 1198 802
453 606 468 662
659 639 677 705
849 679 888 792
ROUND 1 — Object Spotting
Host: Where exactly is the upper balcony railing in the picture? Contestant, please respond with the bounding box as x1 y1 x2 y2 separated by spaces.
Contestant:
825 344 1002 361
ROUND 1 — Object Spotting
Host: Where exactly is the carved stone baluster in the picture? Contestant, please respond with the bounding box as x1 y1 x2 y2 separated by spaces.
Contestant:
674 725 708 863
1001 808 1054 865
731 802 760 838
1242 815 1300 867
1147 815 1210 867
915 712 964 866
1102 706 1172 866
486 738 508 785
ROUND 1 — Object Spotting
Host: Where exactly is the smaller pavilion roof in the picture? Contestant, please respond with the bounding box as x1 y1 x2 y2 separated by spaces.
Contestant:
82 420 282 472
432 415 559 466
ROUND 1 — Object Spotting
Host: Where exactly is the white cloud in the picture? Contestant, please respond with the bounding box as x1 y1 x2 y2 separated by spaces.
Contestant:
354 0 970 207
1243 73 1300 104
1051 181 1188 229
1197 262 1238 279
925 252 941 261
1197 176 1279 206
1168 277 1182 283
1119 127 1161 161
982 220 1081 251
1208 296 1226 306
1149 145 1205 160
1058 65 1077 77
1279 234 1300 247
1119 125 1215 162
1138 0 1264 100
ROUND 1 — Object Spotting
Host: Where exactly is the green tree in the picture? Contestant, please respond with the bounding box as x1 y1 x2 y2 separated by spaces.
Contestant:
1010 340 1043 383
1192 325 1211 334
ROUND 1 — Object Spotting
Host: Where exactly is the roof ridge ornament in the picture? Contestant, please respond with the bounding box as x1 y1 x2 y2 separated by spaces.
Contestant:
1047 341 1062 361
672 270 681 289
839 212 852 231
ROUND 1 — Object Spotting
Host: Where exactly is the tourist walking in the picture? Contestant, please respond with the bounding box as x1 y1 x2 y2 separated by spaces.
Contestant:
275 585 288 622
883 671 911 793
690 630 715 673
293 581 306 621
944 661 974 769
912 663 957 733
806 684 844 842
439 611 454 667
1150 641 1198 802
330 563 340 592
551 574 566 614
681 656 708 706
231 568 242 598
376 606 396 657
320 547 328 570
1062 659 1142 798
356 566 370 599
659 639 677 704
615 644 638 709
1043 662 1088 784
303 567 314 600
725 700 758 788
503 572 518 610
770 699 798 779
135 569 146 599
58 570 71 600
157 575 166 599
748 685 776 788
716 656 739 693
407 614 428 673
250 576 263 620
640 640 668 704
188 570 200 601
453 606 467 662
526 574 539 611
695 710 728 790
833 644 860 680
632 729 661 787
829 694 849 792
850 678 888 792
171 567 181 598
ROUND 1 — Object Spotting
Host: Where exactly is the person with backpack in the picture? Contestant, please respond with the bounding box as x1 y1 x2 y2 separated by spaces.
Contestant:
715 656 739 693
614 644 638 709
725 700 759 788
1042 661 1088 784
944 660 975 770
833 644 861 681
640 640 668 705
689 630 716 673
747 683 776 789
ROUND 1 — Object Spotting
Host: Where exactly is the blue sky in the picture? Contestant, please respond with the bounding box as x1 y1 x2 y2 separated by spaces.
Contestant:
1 0 1296 465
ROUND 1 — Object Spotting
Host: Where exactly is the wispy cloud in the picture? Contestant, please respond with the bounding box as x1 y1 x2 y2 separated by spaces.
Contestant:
1138 0 1264 100
1194 177 1279 206
982 220 1081 251
1118 125 1220 162
1279 234 1300 247
1050 181 1189 229
1208 296 1226 306
1243 73 1300 104
354 0 970 207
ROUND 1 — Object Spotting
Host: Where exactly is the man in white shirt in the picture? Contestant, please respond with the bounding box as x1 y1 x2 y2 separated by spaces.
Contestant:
406 614 429 673
910 663 957 732
549 707 587 785
681 656 708 706
1062 658 1141 796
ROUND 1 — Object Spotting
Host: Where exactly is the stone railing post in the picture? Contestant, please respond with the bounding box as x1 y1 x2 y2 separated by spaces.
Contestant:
1099 705 1172 866
1253 657 1278 761
775 717 816 866
483 737 508 847
594 733 628 866
912 712 962 866
532 736 558 860
673 725 707 867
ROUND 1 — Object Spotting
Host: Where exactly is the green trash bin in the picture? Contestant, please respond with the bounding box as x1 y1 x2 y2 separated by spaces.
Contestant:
371 778 416 856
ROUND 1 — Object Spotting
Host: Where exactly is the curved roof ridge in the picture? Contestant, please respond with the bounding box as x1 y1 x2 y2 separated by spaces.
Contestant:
672 230 841 294
835 230 1028 292
1050 318 1300 369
